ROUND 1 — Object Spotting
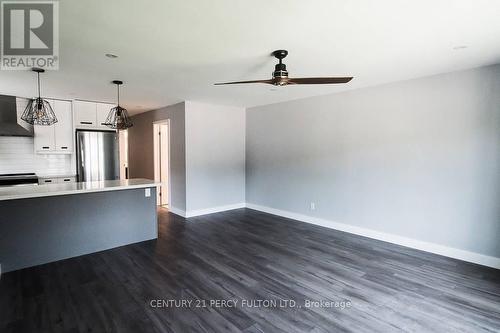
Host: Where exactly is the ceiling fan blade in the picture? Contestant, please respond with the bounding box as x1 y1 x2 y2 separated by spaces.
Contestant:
287 77 353 85
214 79 274 85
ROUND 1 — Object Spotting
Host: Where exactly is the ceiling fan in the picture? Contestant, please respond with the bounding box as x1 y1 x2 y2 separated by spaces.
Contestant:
215 50 353 86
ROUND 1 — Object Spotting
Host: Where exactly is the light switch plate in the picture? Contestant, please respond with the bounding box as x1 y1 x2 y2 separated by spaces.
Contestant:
145 188 151 197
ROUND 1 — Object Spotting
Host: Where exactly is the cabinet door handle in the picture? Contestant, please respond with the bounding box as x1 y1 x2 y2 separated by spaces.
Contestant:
80 121 93 125
44 180 52 183
63 179 71 182
101 123 107 125
42 146 50 149
60 146 68 149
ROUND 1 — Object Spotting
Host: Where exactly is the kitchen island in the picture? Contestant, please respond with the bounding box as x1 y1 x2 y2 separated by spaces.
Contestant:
0 179 159 273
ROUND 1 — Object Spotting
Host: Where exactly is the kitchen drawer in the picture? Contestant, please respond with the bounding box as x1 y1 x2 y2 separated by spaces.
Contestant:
39 178 57 185
57 177 76 184
39 176 76 185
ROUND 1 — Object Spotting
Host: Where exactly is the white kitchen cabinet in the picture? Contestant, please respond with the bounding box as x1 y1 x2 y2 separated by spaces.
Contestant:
73 101 97 128
34 99 73 153
96 103 113 129
53 100 73 152
34 100 56 152
34 125 55 151
74 100 116 130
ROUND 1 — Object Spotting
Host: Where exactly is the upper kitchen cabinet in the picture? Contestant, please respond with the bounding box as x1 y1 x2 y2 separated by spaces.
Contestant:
73 100 97 128
53 100 73 151
96 103 114 129
74 100 115 130
34 99 56 152
34 99 73 153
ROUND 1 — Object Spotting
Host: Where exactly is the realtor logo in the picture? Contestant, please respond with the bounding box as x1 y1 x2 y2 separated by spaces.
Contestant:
1 0 59 70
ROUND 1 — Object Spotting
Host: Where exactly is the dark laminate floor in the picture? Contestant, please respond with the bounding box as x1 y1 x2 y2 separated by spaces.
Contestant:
1 208 499 333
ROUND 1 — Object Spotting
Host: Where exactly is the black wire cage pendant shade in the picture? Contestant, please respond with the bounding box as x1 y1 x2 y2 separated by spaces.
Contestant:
104 80 133 130
21 68 58 126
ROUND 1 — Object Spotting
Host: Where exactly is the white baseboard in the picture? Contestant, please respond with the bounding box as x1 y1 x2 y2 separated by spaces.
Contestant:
165 202 500 269
246 203 500 269
185 203 246 218
168 206 186 217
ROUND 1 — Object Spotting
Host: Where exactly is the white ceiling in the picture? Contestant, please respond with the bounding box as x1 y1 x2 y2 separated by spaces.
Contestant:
1 0 499 115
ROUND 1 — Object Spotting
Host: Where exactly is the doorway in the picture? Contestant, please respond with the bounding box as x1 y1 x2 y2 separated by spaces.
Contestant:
153 121 170 207
118 129 129 179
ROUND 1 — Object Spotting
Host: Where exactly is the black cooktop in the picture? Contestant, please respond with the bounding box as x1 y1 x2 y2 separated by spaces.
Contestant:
0 173 38 186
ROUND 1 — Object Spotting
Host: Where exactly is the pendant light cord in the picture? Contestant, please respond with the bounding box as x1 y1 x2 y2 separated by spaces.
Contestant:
117 84 120 107
37 72 41 99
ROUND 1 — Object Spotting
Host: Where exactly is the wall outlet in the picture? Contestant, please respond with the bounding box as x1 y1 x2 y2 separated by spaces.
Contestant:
310 202 316 210
145 188 151 197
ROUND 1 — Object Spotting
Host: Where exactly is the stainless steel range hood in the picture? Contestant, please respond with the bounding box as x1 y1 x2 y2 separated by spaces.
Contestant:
0 95 33 137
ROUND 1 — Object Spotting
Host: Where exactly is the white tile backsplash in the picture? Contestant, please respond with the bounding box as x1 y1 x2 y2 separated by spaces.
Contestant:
0 137 73 175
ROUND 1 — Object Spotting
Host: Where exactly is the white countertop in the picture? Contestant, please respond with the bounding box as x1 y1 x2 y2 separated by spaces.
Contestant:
0 178 159 201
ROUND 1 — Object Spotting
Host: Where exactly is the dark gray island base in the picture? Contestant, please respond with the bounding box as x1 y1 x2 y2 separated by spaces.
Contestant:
0 180 158 273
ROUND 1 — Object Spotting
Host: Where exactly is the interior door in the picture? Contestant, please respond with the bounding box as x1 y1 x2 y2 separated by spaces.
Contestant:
119 129 129 179
153 122 169 206
159 124 169 206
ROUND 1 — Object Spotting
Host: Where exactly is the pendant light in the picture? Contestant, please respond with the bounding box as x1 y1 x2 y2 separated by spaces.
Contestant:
21 68 58 126
104 80 133 130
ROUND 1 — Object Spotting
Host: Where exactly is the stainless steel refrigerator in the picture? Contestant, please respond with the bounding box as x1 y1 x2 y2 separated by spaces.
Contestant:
76 130 120 182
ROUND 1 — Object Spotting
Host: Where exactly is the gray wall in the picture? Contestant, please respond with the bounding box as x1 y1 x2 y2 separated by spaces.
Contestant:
246 65 500 258
185 101 246 212
128 102 186 211
0 188 157 273
128 101 247 214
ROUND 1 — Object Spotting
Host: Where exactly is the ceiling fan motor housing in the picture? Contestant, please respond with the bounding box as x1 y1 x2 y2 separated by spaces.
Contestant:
272 50 289 84
273 62 288 79
272 63 289 85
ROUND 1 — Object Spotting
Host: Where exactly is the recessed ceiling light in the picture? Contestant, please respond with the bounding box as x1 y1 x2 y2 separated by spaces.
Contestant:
105 53 118 58
453 45 468 50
